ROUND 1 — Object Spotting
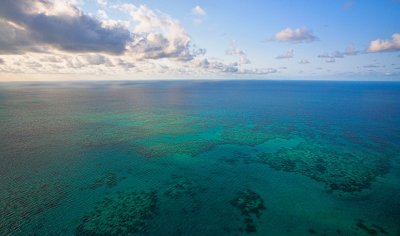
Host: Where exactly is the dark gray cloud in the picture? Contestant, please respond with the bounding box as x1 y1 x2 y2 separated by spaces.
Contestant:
0 0 131 54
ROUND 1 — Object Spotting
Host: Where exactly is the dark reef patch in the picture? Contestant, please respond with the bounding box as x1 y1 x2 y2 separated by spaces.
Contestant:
231 189 266 233
257 141 392 196
355 219 388 235
75 190 157 235
80 172 120 190
164 175 201 199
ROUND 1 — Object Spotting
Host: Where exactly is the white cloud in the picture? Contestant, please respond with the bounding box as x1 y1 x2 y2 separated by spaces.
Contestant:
97 0 107 7
192 6 206 16
275 49 294 59
114 4 202 61
368 33 400 53
273 27 317 43
225 44 251 65
191 5 207 25
299 59 310 64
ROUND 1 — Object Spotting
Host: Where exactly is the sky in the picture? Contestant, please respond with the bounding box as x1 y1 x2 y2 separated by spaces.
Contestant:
0 0 399 81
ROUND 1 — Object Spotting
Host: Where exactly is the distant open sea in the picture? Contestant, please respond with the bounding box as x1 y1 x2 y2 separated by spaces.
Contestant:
1 80 399 235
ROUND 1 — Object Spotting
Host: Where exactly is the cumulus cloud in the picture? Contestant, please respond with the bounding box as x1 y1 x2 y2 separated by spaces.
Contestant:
192 6 206 16
0 0 131 54
368 33 400 53
115 4 203 61
273 27 317 43
225 44 251 64
0 0 204 63
275 49 294 59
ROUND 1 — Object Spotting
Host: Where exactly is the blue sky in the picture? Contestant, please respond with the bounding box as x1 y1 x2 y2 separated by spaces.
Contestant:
0 0 399 80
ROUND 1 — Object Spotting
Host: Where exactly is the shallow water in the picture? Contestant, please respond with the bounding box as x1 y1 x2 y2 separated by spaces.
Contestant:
0 80 399 235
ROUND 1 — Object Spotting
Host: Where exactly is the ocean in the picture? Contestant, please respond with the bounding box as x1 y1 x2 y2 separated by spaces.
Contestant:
0 80 399 235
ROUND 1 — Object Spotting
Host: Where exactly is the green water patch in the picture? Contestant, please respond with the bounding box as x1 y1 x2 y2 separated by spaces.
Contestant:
75 190 158 235
257 140 392 197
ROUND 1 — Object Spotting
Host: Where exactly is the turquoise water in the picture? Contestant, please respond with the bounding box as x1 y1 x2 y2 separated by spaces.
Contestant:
0 81 399 235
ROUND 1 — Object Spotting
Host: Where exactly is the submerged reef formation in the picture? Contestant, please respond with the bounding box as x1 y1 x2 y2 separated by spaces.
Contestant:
257 141 391 195
0 181 67 235
164 175 200 199
231 189 266 233
221 125 270 146
354 219 388 235
80 172 119 190
134 140 216 158
75 190 157 235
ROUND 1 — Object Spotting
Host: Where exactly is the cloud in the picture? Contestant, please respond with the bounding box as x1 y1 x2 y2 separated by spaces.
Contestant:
225 44 251 64
275 49 294 59
318 51 344 58
194 58 276 75
273 27 317 43
239 68 277 75
191 5 207 25
192 6 206 16
0 1 203 62
317 51 344 63
0 0 132 54
299 59 310 64
115 4 202 61
97 0 107 7
368 33 400 52
0 58 4 64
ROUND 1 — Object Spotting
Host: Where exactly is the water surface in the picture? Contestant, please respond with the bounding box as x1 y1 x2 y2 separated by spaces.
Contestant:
1 80 399 235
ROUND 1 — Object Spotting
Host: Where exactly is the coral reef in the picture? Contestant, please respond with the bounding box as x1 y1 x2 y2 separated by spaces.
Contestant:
134 140 216 158
221 125 270 146
257 141 391 195
164 176 198 199
75 190 157 235
231 189 265 233
354 219 388 235
80 172 119 190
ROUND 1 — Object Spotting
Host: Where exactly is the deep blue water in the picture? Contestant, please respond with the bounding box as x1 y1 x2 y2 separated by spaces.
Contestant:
0 80 399 235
